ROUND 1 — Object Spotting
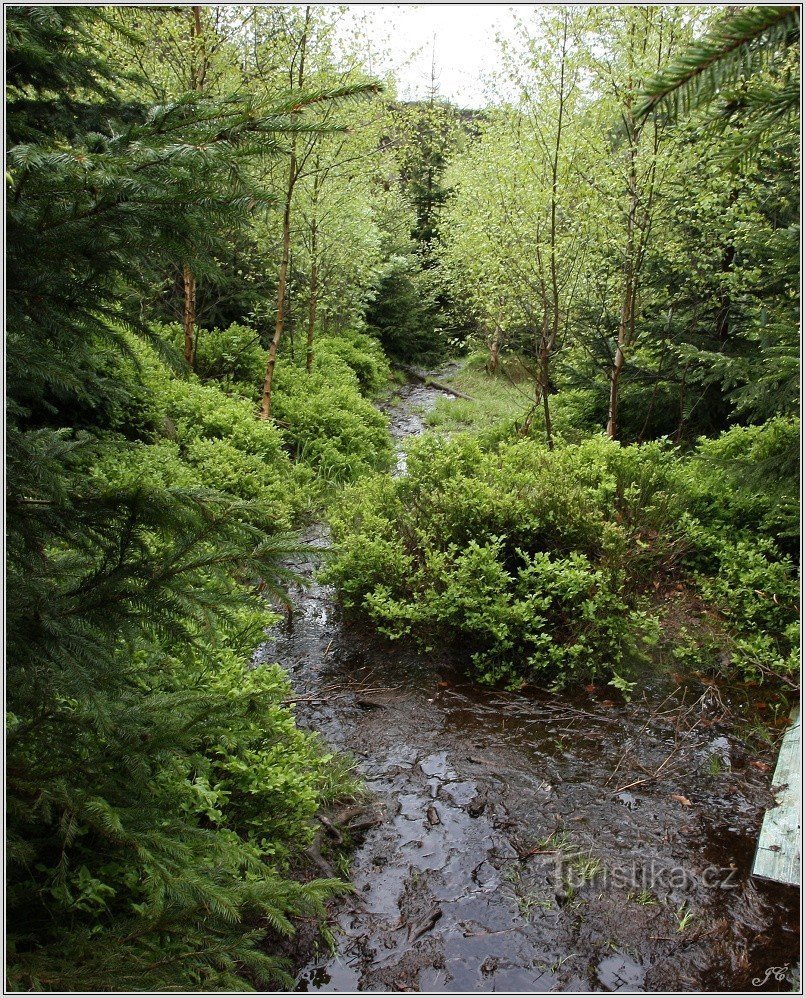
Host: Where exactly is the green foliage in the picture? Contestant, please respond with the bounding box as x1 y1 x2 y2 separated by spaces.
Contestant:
315 328 392 396
7 465 349 989
164 379 310 528
183 322 266 394
273 353 393 484
326 415 798 690
6 9 360 989
392 98 466 251
94 333 312 529
670 419 800 681
364 255 447 362
325 434 677 688
151 321 393 489
676 418 800 547
635 5 799 124
5 3 800 985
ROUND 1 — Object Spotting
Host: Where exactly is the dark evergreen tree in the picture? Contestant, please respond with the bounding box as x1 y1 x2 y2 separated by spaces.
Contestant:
6 8 344 989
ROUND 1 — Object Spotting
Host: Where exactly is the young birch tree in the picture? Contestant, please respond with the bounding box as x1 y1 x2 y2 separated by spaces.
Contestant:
441 8 589 447
580 5 693 439
250 5 381 417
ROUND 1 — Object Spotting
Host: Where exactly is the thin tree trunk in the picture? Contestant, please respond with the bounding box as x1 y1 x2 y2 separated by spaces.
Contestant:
606 109 639 441
607 9 669 440
181 6 206 370
540 342 553 450
487 302 503 374
306 172 320 373
606 284 633 440
259 5 310 419
306 246 318 373
548 14 567 358
260 163 295 418
537 11 567 451
637 334 669 444
487 327 501 374
190 6 207 89
182 264 196 367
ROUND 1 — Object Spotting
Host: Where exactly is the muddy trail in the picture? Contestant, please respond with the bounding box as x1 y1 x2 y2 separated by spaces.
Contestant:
257 377 800 993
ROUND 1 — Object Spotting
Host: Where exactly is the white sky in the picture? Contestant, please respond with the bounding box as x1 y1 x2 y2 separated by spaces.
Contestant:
343 4 544 107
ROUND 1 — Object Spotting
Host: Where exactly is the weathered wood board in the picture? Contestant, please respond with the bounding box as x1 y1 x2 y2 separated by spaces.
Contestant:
752 705 801 886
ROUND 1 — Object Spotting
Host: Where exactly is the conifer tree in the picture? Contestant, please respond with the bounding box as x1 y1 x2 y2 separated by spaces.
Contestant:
7 8 346 988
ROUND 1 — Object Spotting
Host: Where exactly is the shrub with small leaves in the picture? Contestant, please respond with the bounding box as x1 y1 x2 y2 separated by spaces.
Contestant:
325 433 668 688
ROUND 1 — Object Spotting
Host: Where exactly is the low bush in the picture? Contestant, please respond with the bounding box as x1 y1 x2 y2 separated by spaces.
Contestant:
666 418 800 681
325 424 799 689
325 434 677 688
675 417 799 550
163 378 312 527
152 323 395 490
680 521 798 680
153 322 265 397
315 328 392 396
194 322 266 390
273 359 393 485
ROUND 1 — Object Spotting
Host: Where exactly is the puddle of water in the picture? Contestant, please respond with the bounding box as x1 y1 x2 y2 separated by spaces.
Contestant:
257 376 800 993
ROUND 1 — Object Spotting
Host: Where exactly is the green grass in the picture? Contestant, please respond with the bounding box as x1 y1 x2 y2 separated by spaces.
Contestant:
424 352 603 446
425 353 536 439
628 889 657 906
676 905 696 932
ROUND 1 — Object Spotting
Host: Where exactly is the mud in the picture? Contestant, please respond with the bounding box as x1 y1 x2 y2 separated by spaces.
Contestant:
257 378 800 993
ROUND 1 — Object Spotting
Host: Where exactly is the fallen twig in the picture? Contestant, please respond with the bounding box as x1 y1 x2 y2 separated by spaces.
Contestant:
283 683 404 705
612 745 679 795
395 364 475 401
407 906 443 942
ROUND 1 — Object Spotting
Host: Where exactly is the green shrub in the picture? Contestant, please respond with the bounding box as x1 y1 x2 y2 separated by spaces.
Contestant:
164 379 312 528
675 417 799 548
325 433 672 688
8 571 351 991
678 518 798 680
196 322 266 393
364 255 447 362
92 333 318 528
273 360 393 484
326 424 798 689
315 329 392 396
150 323 395 492
661 418 800 681
154 321 266 397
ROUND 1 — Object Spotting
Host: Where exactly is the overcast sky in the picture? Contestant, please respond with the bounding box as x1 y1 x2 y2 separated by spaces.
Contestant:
343 4 544 107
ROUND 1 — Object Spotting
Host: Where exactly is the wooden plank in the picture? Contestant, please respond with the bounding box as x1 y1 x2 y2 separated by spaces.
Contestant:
752 705 801 886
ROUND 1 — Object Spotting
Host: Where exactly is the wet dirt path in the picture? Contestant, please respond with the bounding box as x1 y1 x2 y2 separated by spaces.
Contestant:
257 378 800 993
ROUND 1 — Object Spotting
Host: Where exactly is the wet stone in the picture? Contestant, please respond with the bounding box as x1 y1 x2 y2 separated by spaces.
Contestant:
438 780 478 806
418 751 456 780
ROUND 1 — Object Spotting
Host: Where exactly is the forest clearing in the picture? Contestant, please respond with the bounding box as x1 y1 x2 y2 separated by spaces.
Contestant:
6 3 801 994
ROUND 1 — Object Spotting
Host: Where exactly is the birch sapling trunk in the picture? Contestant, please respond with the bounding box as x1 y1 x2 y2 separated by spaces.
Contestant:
306 171 320 373
182 264 196 367
606 102 639 440
540 341 554 451
606 8 668 440
259 5 310 419
487 302 503 374
543 16 567 452
260 160 295 418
